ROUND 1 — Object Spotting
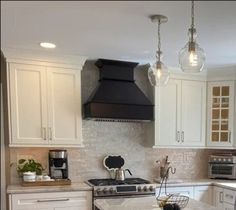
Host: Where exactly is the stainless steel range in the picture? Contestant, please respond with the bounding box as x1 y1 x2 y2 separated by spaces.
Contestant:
87 178 157 209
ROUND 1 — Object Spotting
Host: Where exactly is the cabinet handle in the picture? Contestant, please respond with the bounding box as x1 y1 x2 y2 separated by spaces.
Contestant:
176 131 180 142
225 193 233 199
181 131 184 142
37 198 69 203
42 127 47 140
48 127 52 140
219 192 223 203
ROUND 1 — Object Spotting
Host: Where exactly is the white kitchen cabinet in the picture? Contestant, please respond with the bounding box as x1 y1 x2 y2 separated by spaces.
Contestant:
194 186 212 205
207 81 235 148
224 203 235 210
154 79 206 148
156 186 194 199
213 186 236 210
8 61 84 147
213 186 224 208
9 191 92 210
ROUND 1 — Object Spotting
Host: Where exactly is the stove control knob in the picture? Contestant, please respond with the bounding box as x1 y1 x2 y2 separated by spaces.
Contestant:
103 188 108 194
149 186 154 192
109 188 114 193
143 186 148 191
96 188 101 195
137 186 142 192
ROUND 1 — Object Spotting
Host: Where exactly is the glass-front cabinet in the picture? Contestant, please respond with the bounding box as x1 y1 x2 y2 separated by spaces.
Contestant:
207 81 235 148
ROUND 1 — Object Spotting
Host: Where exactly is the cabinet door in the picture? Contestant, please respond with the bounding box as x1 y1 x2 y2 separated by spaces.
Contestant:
157 186 194 198
47 67 83 146
181 80 206 146
155 79 181 146
10 191 92 210
207 81 235 148
9 63 48 146
194 186 212 205
213 187 224 208
224 203 235 210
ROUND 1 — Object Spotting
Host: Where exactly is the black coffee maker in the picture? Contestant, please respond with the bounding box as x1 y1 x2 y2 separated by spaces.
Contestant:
49 150 68 179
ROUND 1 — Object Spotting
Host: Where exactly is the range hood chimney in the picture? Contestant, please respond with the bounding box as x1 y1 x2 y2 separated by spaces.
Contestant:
84 59 154 122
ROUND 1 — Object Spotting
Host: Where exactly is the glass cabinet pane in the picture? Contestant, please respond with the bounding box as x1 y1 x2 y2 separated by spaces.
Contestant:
212 121 220 130
212 132 219 142
220 132 228 142
221 98 229 108
213 87 220 96
222 86 229 96
213 98 220 108
221 109 229 119
212 109 220 119
221 121 228 130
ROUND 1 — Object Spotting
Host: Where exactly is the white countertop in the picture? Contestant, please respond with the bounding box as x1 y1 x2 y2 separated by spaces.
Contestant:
7 182 92 194
7 179 236 194
154 179 236 190
94 197 222 210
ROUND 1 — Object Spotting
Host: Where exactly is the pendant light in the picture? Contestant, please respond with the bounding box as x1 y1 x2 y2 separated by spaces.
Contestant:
179 0 206 73
148 15 170 87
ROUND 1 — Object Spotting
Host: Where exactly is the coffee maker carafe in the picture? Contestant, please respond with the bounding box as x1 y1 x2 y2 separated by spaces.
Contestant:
49 150 68 179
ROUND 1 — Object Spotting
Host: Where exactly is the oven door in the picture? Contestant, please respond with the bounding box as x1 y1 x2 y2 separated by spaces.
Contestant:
94 194 155 210
208 163 236 179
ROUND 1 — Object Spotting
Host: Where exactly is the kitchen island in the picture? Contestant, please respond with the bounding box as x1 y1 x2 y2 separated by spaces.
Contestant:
95 196 222 210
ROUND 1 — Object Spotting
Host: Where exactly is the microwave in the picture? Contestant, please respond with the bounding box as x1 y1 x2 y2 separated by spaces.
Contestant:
208 155 236 180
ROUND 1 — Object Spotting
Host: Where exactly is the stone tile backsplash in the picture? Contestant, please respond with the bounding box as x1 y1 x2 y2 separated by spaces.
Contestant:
8 61 233 184
9 120 229 184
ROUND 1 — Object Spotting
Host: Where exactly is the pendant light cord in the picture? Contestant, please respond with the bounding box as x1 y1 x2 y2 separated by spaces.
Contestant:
190 0 195 42
157 19 161 62
191 0 195 28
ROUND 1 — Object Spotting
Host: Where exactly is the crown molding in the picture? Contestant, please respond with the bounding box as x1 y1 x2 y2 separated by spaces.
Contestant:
1 47 87 70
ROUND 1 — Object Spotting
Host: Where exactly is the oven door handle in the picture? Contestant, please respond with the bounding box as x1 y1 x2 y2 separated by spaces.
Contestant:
209 163 235 166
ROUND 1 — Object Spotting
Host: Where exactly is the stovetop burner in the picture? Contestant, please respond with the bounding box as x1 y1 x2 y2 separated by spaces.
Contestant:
88 178 150 186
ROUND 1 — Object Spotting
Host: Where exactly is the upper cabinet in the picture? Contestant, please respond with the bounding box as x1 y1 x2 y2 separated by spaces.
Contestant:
154 78 206 148
6 56 86 147
207 81 235 148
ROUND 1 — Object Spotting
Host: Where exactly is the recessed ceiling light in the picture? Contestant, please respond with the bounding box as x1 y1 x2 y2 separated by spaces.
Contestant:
40 42 56 49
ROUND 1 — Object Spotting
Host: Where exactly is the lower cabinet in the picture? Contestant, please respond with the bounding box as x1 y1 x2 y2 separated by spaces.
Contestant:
213 186 224 208
9 191 92 210
193 186 213 205
156 185 213 205
213 186 236 210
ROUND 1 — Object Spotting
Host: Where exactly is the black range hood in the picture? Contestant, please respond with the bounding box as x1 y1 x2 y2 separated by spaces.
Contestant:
84 59 154 122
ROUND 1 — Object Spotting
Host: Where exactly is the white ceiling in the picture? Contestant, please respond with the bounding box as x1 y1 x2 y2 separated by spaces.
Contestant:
1 1 236 72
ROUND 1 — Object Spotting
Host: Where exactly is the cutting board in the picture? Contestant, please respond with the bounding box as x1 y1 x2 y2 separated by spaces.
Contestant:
21 179 71 187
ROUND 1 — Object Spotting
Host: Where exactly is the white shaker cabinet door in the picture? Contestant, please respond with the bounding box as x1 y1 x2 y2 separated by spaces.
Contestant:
194 186 212 205
9 63 48 145
155 79 181 146
213 187 224 208
47 67 83 146
181 80 206 146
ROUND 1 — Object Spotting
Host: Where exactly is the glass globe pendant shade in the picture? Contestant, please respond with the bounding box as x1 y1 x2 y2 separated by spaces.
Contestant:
148 61 170 86
179 41 206 73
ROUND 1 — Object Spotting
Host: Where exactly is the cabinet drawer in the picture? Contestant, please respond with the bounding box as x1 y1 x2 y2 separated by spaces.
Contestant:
224 202 235 210
10 191 92 210
224 189 236 205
